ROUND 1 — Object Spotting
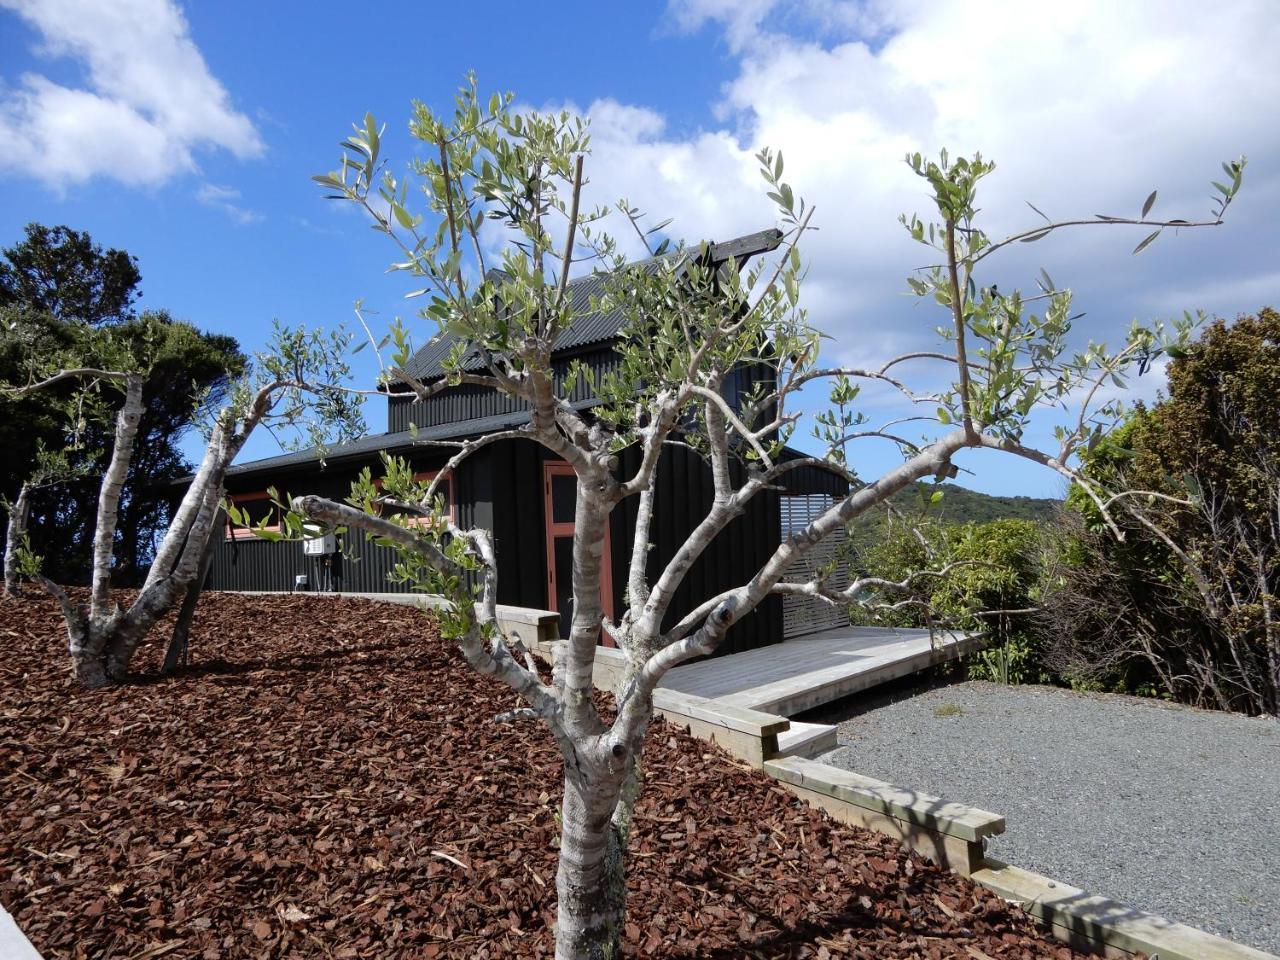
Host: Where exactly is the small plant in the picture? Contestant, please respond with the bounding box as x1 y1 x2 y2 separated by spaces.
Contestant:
933 702 964 718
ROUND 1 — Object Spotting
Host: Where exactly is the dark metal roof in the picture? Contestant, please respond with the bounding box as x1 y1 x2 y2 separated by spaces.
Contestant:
400 228 783 384
223 401 595 479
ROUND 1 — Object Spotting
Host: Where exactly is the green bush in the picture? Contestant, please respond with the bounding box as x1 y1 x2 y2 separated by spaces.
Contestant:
858 516 1050 684
1044 308 1280 715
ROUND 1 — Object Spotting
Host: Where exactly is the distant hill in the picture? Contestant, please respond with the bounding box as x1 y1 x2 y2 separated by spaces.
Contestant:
846 482 1060 552
892 482 1060 524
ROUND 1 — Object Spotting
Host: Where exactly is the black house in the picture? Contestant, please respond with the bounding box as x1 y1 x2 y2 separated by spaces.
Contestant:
206 230 848 656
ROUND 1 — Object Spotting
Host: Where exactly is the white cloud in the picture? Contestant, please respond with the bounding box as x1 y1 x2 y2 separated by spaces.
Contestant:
196 182 262 225
0 0 262 188
584 0 1280 373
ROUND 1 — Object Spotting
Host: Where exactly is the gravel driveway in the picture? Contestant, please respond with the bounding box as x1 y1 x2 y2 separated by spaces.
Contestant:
813 680 1280 955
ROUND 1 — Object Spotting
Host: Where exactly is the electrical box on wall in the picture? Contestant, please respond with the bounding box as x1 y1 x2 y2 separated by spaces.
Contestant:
302 533 336 556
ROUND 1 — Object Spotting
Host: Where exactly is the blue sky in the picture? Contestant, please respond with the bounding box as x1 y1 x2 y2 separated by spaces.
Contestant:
2 0 1277 497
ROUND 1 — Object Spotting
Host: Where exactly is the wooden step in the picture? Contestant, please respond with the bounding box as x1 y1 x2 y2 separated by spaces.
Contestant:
774 720 838 759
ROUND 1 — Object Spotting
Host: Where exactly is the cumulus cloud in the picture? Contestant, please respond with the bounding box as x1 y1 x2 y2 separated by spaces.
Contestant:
0 0 262 188
196 183 262 225
581 0 1279 374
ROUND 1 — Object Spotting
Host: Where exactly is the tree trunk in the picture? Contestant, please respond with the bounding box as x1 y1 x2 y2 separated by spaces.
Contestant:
163 507 222 673
555 767 628 960
52 479 224 687
89 374 145 621
4 482 32 598
62 609 117 689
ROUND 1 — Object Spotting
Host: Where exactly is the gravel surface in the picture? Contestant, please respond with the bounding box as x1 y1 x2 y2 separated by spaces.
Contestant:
814 680 1280 955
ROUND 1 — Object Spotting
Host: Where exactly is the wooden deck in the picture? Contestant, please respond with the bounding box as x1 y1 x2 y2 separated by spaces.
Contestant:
660 625 985 716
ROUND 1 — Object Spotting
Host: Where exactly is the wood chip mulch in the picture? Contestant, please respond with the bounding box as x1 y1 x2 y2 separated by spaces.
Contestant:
0 591 1091 959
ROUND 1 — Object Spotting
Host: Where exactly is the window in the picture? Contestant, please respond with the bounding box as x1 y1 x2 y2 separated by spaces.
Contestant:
372 470 455 528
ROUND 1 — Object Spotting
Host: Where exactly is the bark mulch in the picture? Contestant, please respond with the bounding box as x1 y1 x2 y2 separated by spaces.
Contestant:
1 591 1092 959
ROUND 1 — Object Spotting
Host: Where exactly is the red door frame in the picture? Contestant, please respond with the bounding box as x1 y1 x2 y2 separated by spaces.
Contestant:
543 461 616 646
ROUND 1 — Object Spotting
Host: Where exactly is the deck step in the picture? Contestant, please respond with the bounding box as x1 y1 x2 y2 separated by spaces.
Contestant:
774 720 838 759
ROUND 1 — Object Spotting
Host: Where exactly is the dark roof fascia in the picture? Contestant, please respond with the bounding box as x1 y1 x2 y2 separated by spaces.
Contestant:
187 399 599 486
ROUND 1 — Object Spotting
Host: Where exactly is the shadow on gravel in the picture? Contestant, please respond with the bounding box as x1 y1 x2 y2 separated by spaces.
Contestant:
795 661 960 723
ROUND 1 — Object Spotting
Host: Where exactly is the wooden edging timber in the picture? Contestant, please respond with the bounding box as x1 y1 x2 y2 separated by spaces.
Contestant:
760 754 999 876
763 755 1005 843
971 859 1278 960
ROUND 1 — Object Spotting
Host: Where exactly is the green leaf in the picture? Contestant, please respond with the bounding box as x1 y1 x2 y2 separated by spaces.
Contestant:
937 406 951 424
930 491 944 504
391 201 416 230
1141 190 1157 217
1020 228 1051 243
1132 229 1161 255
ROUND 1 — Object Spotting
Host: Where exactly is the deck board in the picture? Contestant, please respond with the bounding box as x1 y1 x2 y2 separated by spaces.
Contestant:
660 626 984 716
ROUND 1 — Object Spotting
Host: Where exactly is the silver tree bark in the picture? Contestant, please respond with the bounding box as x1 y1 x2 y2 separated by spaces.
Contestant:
4 481 32 598
162 505 224 673
32 370 281 686
64 373 145 687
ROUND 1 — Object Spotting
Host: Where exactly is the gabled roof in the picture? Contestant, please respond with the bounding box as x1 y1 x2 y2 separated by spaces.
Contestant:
399 228 783 385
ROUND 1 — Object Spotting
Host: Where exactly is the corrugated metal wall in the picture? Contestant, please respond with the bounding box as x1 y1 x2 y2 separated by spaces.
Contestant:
210 526 416 594
211 450 488 596
388 349 620 433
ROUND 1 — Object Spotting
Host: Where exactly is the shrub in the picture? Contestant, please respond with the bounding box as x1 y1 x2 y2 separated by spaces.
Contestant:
859 516 1050 684
1044 308 1280 714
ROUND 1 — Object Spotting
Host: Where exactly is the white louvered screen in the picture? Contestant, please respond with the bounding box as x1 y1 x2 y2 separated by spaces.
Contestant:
780 494 851 639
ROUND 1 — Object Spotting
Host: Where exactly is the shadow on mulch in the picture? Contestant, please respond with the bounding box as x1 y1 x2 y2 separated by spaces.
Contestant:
1 591 1088 959
135 638 426 685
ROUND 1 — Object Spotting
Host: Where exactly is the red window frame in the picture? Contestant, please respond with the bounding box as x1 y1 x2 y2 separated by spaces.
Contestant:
372 469 456 528
225 490 281 541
